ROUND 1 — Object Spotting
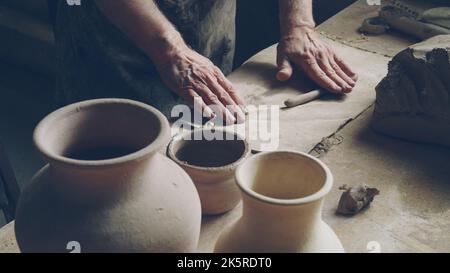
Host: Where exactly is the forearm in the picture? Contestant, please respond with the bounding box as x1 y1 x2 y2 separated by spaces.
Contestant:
96 0 245 122
278 0 315 36
95 0 186 65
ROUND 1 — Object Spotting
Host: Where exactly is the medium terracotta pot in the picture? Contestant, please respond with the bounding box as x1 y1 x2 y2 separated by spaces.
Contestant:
167 129 250 215
214 151 344 253
15 99 201 253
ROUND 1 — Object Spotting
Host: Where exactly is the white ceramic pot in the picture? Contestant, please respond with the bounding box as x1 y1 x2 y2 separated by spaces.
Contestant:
15 99 201 253
167 129 250 215
214 151 344 253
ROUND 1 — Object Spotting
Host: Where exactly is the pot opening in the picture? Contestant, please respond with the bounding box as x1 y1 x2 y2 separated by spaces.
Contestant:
170 131 247 168
65 146 140 161
35 99 167 164
236 151 331 204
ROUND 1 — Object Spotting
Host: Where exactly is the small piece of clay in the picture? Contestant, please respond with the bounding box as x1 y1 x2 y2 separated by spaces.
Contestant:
336 184 380 216
359 17 389 35
372 35 450 147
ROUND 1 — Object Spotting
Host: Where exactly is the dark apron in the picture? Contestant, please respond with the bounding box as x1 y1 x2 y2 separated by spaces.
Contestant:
54 0 236 117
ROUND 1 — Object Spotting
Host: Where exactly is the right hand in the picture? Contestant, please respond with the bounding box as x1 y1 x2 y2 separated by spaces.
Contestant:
152 36 246 124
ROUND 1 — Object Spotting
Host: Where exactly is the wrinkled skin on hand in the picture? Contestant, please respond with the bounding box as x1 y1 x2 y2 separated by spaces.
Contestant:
154 43 245 125
276 27 358 93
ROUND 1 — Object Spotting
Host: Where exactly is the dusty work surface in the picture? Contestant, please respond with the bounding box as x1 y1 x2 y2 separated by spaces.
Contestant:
0 222 15 253
2 0 436 253
317 0 418 57
321 108 450 252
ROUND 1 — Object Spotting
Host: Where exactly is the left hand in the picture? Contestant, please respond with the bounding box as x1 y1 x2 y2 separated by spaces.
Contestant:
276 26 358 93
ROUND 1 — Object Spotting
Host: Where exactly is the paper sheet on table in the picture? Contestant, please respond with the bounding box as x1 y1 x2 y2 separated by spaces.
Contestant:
228 37 390 153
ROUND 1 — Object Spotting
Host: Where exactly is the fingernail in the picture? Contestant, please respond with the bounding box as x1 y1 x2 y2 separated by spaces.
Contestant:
241 105 249 115
228 105 245 124
204 107 215 118
225 111 236 124
344 85 353 93
276 71 290 82
236 111 245 124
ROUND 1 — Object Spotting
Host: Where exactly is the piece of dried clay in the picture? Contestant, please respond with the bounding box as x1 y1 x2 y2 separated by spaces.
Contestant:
359 17 389 35
336 184 380 216
372 35 450 147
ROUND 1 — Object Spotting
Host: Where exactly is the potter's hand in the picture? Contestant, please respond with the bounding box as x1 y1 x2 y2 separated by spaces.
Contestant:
276 26 358 93
152 36 245 124
94 0 245 124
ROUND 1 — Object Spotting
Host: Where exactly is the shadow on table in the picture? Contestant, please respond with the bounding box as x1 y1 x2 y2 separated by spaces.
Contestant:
235 61 349 104
354 116 450 213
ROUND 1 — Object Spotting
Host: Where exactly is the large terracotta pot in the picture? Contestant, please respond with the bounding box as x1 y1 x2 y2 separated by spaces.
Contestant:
15 99 201 253
214 151 344 253
167 129 250 215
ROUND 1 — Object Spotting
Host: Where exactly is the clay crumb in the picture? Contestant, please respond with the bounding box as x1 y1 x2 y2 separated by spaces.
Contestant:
336 184 380 216
310 134 344 158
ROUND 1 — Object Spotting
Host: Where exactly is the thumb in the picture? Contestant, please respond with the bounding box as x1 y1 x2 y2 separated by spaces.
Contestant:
276 57 293 82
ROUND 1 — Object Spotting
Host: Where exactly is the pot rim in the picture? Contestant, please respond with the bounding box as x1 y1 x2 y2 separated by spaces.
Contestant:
33 98 170 168
235 151 333 206
167 128 250 174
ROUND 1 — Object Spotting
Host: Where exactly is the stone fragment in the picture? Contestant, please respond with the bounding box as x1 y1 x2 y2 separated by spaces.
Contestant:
336 184 380 216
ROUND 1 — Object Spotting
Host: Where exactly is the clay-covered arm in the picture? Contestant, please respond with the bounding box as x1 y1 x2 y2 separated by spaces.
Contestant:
95 0 245 124
277 0 357 93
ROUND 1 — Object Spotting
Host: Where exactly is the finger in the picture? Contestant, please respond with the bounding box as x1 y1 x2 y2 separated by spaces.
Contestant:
334 55 358 81
182 89 215 119
329 58 356 88
214 67 247 109
276 55 293 82
277 60 293 82
298 56 343 93
204 73 245 123
317 54 353 93
194 82 236 124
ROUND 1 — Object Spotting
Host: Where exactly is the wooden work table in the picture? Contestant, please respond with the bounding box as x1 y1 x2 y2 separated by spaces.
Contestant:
2 1 449 253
